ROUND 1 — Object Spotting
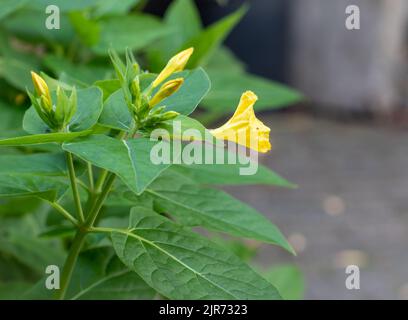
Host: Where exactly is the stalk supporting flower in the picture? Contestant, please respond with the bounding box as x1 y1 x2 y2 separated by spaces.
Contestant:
152 48 194 88
210 91 272 153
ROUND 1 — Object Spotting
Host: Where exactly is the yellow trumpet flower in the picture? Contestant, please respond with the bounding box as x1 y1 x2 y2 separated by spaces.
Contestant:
149 78 184 107
30 71 52 111
210 91 272 153
152 48 194 88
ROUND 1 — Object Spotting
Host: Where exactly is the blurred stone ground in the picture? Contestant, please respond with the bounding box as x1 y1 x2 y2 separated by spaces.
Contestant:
225 113 408 299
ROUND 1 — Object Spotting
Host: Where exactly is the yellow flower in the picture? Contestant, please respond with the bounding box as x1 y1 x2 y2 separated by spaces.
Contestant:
149 78 184 107
30 71 52 110
152 48 194 88
210 91 272 153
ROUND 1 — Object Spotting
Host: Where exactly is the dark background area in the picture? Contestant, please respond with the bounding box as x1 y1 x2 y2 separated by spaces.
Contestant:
145 0 290 83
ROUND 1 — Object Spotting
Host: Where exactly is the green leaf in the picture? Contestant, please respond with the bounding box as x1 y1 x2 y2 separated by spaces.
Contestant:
148 0 202 69
67 247 155 300
184 6 247 68
0 101 24 135
111 207 281 299
151 115 210 141
164 0 202 49
43 55 112 85
0 56 35 91
0 174 69 201
0 153 66 176
203 70 303 112
99 68 210 130
94 79 121 101
0 215 65 273
264 264 305 300
93 0 141 17
171 162 295 187
207 46 246 74
154 68 211 115
2 9 75 45
0 282 32 300
0 130 92 147
114 171 294 254
98 89 131 131
23 86 103 134
69 11 100 46
26 0 102 11
0 0 28 21
92 14 170 55
62 135 176 194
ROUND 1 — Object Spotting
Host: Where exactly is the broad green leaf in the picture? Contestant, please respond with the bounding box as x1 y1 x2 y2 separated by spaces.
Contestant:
98 89 131 131
93 0 141 17
0 56 35 91
23 86 103 134
264 264 305 300
0 282 32 300
0 197 43 217
0 0 28 21
99 68 210 130
0 174 69 201
171 162 295 187
94 79 121 100
92 14 170 55
154 68 211 115
207 46 246 74
148 0 202 70
0 215 65 273
0 130 92 147
0 153 66 175
2 9 75 45
164 0 202 50
111 208 281 299
114 171 294 253
67 247 155 300
0 100 24 135
43 55 112 85
62 135 176 194
184 6 247 68
203 70 303 112
26 0 102 11
151 115 210 141
69 11 100 46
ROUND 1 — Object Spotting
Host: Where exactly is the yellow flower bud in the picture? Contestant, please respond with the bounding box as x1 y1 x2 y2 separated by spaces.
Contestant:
30 71 52 111
149 78 184 107
152 48 193 88
210 91 272 153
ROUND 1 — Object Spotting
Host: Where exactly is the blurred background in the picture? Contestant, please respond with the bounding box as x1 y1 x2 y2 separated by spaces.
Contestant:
0 0 407 299
188 0 408 299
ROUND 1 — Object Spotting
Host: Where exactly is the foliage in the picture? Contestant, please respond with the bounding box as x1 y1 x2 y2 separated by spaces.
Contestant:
0 0 303 300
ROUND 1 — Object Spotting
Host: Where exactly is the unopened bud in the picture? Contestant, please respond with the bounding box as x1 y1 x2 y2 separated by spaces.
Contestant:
149 78 184 108
152 48 193 88
160 110 180 121
31 71 52 110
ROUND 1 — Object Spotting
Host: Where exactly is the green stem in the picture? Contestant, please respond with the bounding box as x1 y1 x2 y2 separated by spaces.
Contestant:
65 152 85 223
94 169 109 194
48 202 78 226
89 226 118 234
56 230 86 300
85 173 116 228
87 162 94 191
